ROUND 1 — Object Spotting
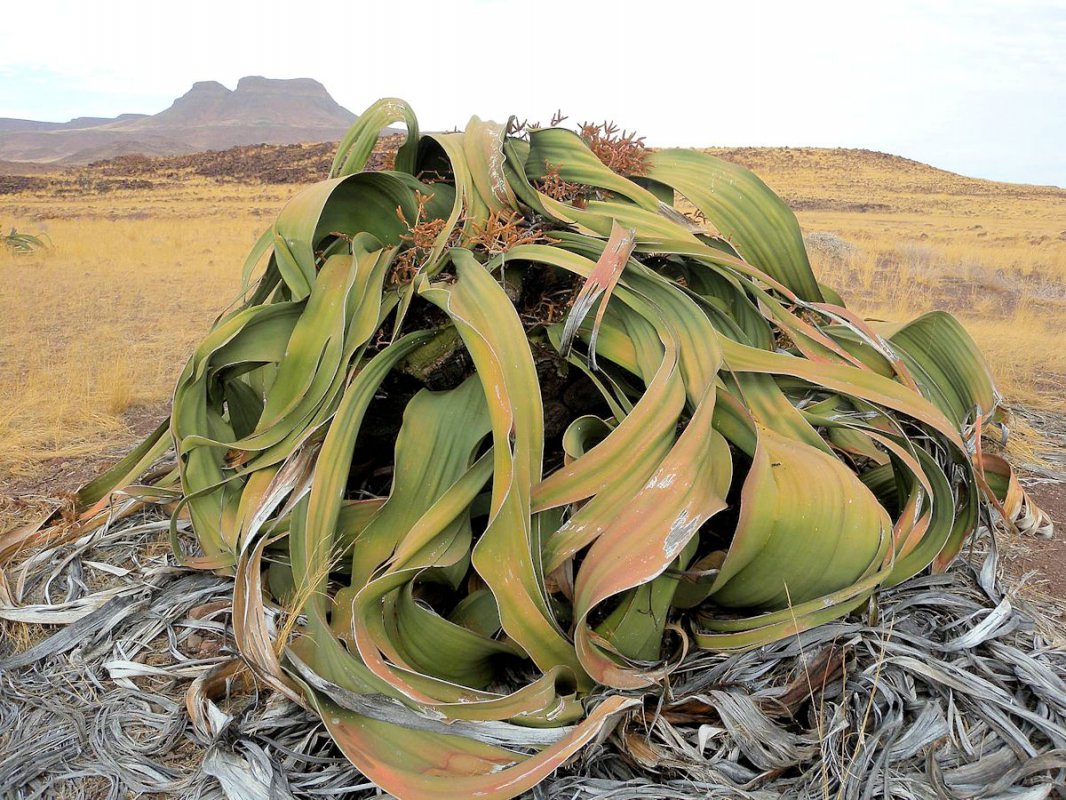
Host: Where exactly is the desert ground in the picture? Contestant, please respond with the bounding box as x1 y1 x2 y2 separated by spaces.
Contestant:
1 140 1064 597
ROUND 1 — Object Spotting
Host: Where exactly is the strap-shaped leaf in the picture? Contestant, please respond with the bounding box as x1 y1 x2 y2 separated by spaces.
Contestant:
646 148 824 301
331 97 420 178
421 250 585 683
883 310 998 429
707 425 892 610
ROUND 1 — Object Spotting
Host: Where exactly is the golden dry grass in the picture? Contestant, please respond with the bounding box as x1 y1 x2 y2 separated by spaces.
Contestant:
1 147 1064 514
0 183 288 489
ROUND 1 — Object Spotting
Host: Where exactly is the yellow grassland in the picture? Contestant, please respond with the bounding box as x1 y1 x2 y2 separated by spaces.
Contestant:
1 148 1064 505
1 185 289 484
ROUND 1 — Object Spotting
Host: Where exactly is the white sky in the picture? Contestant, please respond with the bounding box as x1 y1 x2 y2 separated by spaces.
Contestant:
1 0 1063 186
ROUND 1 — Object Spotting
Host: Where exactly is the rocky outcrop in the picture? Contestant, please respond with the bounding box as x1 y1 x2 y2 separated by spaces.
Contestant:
0 77 358 163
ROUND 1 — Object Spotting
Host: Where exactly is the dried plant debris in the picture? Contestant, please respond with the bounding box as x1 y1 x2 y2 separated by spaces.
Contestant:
466 209 554 255
578 120 649 176
1 514 1065 798
536 161 590 205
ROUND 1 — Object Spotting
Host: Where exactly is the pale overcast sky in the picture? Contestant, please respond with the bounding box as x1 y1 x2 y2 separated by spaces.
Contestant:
1 0 1063 186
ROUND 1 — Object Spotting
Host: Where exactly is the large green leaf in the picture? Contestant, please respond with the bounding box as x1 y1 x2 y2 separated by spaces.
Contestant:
38 99 1047 800
646 149 823 301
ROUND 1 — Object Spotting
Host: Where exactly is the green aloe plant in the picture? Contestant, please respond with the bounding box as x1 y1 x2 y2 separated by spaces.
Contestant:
2 226 49 255
34 100 1051 799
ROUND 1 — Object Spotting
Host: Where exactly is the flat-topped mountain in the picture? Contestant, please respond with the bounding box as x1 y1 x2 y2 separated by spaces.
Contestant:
0 77 358 164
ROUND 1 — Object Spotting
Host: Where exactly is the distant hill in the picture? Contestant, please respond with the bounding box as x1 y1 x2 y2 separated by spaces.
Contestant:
0 114 149 134
0 77 358 164
700 146 1066 214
